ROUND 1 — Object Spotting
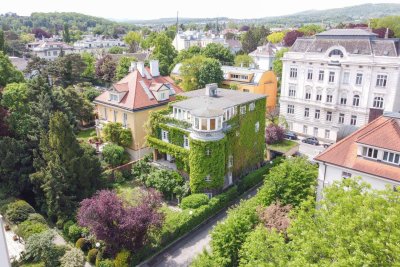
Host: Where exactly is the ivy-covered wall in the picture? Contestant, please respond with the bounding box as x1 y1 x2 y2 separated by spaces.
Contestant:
189 138 226 193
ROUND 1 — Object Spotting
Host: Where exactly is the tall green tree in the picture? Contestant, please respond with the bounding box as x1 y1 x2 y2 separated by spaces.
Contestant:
81 52 96 80
0 30 4 51
115 56 137 80
272 47 289 86
151 32 177 76
201 43 234 65
234 54 254 67
241 30 257 54
63 23 71 43
0 51 24 87
124 31 142 52
49 54 86 87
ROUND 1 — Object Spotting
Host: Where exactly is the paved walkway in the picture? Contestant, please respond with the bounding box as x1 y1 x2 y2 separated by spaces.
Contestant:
139 187 260 267
1 218 24 262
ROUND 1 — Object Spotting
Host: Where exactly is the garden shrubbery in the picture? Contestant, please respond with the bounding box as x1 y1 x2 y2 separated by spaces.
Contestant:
5 200 35 224
180 194 209 209
87 248 99 264
15 220 48 240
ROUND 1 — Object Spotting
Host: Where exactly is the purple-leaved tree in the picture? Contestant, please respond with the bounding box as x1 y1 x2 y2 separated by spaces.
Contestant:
265 124 285 145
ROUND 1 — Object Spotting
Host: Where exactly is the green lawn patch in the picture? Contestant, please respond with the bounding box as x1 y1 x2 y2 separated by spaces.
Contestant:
76 128 95 141
269 140 298 153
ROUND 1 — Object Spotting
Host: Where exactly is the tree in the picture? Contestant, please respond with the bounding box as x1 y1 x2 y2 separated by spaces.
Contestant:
283 30 304 47
257 201 292 234
95 55 116 83
298 24 325 36
241 30 257 54
63 23 71 43
202 43 234 65
31 112 101 220
60 248 85 267
32 28 51 39
257 157 318 207
375 16 400 37
77 189 164 254
115 56 137 80
0 30 4 51
372 27 395 38
234 54 254 67
197 58 224 88
0 52 24 87
25 56 49 76
145 169 184 200
102 143 126 167
151 32 177 76
23 230 57 264
108 46 124 54
272 47 289 83
124 31 142 52
267 32 285 44
102 122 133 147
265 124 285 145
140 31 158 50
81 52 96 80
49 54 86 87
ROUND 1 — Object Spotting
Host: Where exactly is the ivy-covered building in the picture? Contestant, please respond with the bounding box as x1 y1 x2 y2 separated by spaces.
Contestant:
148 83 266 196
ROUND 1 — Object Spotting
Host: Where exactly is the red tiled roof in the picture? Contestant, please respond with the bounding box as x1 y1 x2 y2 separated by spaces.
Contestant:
315 115 400 182
94 68 182 110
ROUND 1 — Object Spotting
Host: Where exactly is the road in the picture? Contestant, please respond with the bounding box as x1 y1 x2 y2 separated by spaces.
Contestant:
295 137 326 160
139 186 260 267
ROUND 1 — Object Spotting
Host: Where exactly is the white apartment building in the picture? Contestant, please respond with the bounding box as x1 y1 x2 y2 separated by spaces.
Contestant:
27 40 74 60
249 43 278 71
279 29 400 142
172 30 226 52
73 35 126 53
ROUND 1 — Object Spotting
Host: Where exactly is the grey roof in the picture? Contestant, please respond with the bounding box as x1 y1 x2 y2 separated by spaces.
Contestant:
9 57 29 72
109 52 149 62
249 43 277 57
316 29 378 38
173 88 265 112
221 66 265 84
191 108 224 117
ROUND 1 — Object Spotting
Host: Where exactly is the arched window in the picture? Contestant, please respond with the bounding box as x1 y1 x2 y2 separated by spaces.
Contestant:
353 95 360 107
373 96 384 109
329 49 344 57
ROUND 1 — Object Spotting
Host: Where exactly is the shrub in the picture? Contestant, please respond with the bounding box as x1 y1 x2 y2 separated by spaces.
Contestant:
114 249 131 267
20 263 46 267
60 247 85 267
27 213 47 225
0 197 16 215
16 220 48 240
5 200 35 224
102 143 126 167
98 259 114 267
56 219 64 229
265 124 285 145
63 220 74 235
181 194 210 209
23 230 55 264
68 224 83 242
87 248 99 264
75 237 90 252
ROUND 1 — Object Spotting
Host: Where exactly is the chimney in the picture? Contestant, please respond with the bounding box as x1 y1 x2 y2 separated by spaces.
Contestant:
205 83 218 97
150 60 160 77
129 61 137 72
137 61 145 77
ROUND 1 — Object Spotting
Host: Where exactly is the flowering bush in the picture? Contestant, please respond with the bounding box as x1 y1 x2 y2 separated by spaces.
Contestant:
265 124 285 145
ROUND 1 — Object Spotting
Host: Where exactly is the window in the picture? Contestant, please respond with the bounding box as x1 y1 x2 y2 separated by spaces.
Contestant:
362 147 378 159
110 93 118 101
342 72 350 84
342 171 352 179
183 136 189 149
350 115 357 126
210 118 216 130
113 110 118 122
326 94 333 103
205 175 211 182
53 51 57 56
103 107 108 120
313 127 318 137
328 71 335 83
249 102 255 111
240 105 246 115
383 151 400 165
353 95 360 106
325 129 330 139
255 121 260 132
316 92 322 101
305 91 311 100
160 92 166 100
287 104 294 114
315 109 320 119
340 95 347 105
303 125 308 134
326 111 332 121
376 74 387 87
290 67 297 78
194 118 199 129
201 118 207 130
304 108 309 118
288 85 296 97
228 155 233 168
161 130 169 142
329 49 344 57
307 69 313 80
243 89 250 92
205 192 213 198
338 113 345 124
318 70 324 81
373 96 384 109
355 73 363 85
123 113 127 127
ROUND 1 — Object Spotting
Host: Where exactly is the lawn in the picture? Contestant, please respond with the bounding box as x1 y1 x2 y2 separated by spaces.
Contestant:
269 139 298 153
76 128 95 141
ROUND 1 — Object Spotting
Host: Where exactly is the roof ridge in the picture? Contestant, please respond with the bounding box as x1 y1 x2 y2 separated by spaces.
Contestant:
356 118 392 141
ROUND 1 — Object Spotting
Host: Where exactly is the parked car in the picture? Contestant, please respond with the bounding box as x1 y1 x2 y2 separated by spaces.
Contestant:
302 137 320 146
323 143 333 148
284 131 298 140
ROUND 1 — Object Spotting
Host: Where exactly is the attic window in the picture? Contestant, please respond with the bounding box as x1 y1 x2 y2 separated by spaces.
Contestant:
329 49 344 58
110 93 118 101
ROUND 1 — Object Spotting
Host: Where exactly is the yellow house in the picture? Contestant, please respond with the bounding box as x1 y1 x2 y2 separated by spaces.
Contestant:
93 60 183 152
170 64 278 112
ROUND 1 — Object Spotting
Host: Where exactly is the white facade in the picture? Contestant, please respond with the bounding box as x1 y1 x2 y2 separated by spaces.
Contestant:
279 30 400 142
249 43 279 71
28 41 74 60
172 30 226 52
73 35 125 53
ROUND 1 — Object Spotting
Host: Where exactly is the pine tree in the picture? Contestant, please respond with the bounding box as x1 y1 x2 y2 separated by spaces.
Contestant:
0 30 4 52
63 24 71 43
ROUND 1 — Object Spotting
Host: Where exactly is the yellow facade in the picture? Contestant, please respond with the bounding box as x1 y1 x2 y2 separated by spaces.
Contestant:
95 103 166 151
221 70 278 112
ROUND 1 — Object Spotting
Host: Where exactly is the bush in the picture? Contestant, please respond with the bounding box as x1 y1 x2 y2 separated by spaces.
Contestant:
98 259 114 267
16 220 48 240
5 200 35 224
75 237 90 252
114 249 131 267
60 247 85 267
20 263 46 267
0 197 16 215
68 224 83 242
102 143 126 167
56 219 64 229
87 248 99 264
63 220 74 235
181 194 210 209
23 230 55 264
27 213 47 225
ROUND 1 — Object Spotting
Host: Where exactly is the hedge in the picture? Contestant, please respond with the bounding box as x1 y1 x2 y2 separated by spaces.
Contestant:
180 194 210 209
5 200 35 224
16 220 48 240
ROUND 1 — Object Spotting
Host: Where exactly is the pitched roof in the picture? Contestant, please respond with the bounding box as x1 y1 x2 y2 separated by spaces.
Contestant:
94 68 182 111
315 114 400 182
316 29 378 37
249 43 277 57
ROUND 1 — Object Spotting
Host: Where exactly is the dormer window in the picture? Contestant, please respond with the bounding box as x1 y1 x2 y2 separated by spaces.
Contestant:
383 151 400 165
362 147 378 159
110 93 119 102
329 49 344 58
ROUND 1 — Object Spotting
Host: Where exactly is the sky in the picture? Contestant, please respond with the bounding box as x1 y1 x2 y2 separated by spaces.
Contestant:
0 0 398 20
